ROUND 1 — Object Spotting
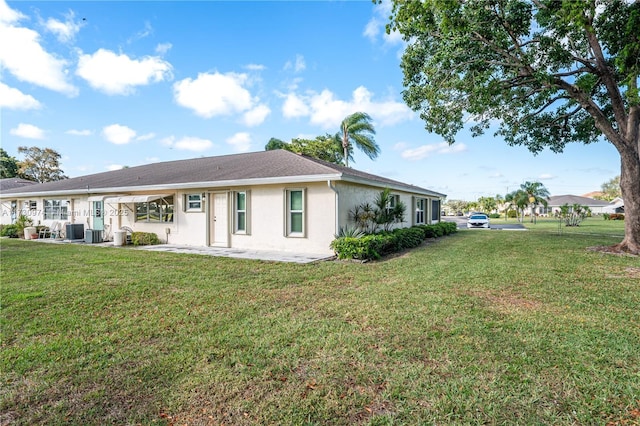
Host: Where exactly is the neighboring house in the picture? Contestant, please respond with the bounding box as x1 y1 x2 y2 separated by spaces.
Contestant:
545 194 612 215
0 178 37 225
603 197 624 214
0 150 446 255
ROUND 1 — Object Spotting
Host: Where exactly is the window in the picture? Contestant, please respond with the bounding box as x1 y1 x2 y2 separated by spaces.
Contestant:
415 198 425 225
431 199 441 221
185 193 203 212
386 194 400 215
44 199 69 220
24 200 37 212
135 196 174 222
233 191 250 234
286 189 305 237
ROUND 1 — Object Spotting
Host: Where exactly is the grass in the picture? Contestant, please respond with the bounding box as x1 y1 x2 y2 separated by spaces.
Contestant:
1 225 639 425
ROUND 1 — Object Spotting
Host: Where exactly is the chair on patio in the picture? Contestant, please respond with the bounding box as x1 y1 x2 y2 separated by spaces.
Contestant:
38 221 57 239
49 221 63 239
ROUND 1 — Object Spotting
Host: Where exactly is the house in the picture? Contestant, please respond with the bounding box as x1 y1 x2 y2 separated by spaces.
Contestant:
0 178 38 225
545 194 613 215
0 150 446 255
603 197 624 214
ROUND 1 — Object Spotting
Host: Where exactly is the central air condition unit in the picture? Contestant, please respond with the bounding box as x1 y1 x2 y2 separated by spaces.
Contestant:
66 223 84 240
85 229 102 244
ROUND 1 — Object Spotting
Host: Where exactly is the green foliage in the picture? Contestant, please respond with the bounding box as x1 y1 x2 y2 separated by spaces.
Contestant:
130 232 160 246
265 135 345 165
0 224 19 238
598 175 622 201
507 209 518 219
331 222 457 261
0 148 19 178
556 203 591 227
337 112 379 167
14 215 33 237
334 226 366 239
17 146 67 183
605 213 625 221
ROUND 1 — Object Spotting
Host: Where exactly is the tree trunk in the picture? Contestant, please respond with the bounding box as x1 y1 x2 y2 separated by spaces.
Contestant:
613 146 640 255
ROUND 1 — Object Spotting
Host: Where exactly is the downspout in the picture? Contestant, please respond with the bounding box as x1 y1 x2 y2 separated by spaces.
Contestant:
327 180 339 236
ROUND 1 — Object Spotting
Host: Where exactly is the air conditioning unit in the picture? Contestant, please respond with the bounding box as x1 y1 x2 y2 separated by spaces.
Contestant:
85 229 102 244
66 223 84 240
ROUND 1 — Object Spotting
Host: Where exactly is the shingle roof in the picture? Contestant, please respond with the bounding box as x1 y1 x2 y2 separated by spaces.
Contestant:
0 150 445 198
0 178 37 192
547 195 610 207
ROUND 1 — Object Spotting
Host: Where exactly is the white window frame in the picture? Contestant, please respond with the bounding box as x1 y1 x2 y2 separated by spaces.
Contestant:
135 196 174 223
44 199 69 220
285 188 306 237
386 194 400 215
415 198 425 225
184 193 203 212
233 190 250 235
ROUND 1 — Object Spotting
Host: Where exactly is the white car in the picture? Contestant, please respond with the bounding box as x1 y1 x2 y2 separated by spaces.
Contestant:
467 213 490 229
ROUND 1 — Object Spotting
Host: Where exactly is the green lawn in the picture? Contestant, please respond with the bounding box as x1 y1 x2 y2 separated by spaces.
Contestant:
1 228 639 425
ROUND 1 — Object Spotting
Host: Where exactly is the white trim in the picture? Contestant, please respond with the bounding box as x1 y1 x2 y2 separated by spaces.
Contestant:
104 194 172 204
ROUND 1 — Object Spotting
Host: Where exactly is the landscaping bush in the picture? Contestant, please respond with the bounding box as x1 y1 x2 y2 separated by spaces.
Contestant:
507 209 518 218
331 222 457 261
131 232 160 246
0 224 19 238
489 213 501 219
609 213 625 221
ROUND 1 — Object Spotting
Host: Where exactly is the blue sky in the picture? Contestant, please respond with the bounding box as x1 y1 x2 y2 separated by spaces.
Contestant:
1 0 621 200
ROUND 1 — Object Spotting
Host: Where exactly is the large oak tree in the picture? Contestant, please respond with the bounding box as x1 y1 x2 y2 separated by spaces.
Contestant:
385 0 639 254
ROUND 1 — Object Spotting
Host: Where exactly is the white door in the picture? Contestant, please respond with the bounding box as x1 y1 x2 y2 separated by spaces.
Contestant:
211 193 229 247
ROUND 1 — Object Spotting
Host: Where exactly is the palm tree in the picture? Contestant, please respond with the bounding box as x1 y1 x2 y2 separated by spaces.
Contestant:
520 181 550 223
337 112 380 167
504 190 529 222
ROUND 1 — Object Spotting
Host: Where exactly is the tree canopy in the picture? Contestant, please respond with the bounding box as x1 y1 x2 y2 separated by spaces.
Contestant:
17 146 67 183
338 112 379 167
0 148 19 179
386 0 640 254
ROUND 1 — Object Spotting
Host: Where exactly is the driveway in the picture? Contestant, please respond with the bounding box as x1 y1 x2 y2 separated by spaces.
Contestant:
443 216 527 231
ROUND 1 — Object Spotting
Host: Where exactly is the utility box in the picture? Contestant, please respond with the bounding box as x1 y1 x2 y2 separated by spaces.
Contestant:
85 229 102 244
66 223 84 240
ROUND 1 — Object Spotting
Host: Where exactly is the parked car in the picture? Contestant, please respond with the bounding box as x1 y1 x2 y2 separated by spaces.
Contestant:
467 213 490 229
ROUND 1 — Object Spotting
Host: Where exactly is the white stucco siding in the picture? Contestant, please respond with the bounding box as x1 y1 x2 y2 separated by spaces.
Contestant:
229 182 337 255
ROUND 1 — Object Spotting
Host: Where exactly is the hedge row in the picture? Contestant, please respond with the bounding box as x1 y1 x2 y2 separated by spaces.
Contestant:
330 221 457 261
131 232 160 246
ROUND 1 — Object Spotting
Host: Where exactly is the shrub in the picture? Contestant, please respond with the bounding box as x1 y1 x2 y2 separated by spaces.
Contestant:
0 224 19 238
488 213 501 219
507 210 518 218
331 222 457 261
609 213 625 221
131 232 160 246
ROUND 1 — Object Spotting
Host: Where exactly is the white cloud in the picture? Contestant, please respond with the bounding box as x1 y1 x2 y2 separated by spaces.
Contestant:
106 164 125 171
283 86 413 129
0 82 42 110
284 54 306 73
136 132 155 141
242 104 271 127
364 0 403 46
401 142 467 161
0 2 77 96
174 71 267 122
66 129 92 136
76 48 173 95
162 135 213 152
44 10 83 43
282 92 309 118
0 0 25 24
155 43 172 55
538 173 555 180
10 123 46 139
226 132 252 152
393 142 407 151
102 124 136 145
245 63 266 71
